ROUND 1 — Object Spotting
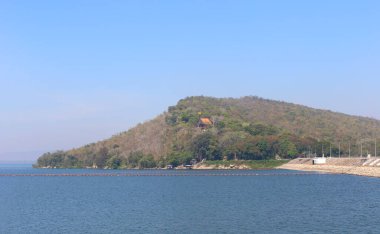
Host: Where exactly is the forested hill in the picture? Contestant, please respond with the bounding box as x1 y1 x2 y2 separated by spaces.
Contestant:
36 96 380 169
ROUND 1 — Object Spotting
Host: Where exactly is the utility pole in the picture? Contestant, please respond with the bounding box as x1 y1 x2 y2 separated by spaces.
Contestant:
349 142 351 158
330 144 332 158
339 142 341 158
360 141 363 158
376 138 377 158
309 146 311 158
322 144 324 157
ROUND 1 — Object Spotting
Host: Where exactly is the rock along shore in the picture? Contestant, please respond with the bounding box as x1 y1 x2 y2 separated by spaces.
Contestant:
277 157 380 178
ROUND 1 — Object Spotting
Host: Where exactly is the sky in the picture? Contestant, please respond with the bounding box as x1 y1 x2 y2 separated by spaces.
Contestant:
1 0 379 161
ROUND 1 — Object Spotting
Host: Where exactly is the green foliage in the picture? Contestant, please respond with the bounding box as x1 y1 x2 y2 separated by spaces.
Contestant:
94 147 110 168
63 155 81 168
244 123 278 136
178 112 199 125
138 155 157 169
215 120 226 130
36 96 380 168
165 114 178 125
106 155 125 169
166 152 193 167
36 151 82 168
191 132 221 160
37 151 65 168
127 151 144 168
279 139 298 158
219 131 242 160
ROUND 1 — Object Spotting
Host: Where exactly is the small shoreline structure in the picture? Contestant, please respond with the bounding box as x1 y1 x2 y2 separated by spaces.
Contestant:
278 157 380 178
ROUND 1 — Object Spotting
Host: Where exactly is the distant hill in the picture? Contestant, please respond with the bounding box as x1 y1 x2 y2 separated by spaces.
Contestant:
36 96 380 169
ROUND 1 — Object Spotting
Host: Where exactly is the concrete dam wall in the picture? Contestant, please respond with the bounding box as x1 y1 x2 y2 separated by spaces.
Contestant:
278 157 380 178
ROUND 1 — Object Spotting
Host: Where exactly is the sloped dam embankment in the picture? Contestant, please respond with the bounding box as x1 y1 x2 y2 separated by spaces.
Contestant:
277 157 380 178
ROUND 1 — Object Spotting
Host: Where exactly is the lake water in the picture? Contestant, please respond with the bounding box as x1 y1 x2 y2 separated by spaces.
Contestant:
1 165 380 234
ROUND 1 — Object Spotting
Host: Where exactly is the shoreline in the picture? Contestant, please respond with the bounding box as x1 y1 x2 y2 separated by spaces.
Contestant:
34 160 290 170
277 159 380 178
35 166 281 170
13 161 380 178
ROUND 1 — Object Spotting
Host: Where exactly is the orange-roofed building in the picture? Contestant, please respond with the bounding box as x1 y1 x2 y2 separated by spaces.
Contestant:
198 117 213 129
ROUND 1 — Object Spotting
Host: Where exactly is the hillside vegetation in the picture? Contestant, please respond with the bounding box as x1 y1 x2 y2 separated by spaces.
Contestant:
36 96 380 169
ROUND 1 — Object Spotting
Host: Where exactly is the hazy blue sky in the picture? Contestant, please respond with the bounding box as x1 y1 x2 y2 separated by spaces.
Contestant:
1 1 379 160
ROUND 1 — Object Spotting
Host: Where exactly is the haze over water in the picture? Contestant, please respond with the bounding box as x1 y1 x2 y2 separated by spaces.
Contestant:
1 166 379 233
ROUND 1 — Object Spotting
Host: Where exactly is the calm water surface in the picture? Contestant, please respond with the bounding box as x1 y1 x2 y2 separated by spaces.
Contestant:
1 165 380 233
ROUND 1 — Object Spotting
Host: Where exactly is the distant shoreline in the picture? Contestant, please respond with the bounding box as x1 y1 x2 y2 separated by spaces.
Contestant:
33 160 290 170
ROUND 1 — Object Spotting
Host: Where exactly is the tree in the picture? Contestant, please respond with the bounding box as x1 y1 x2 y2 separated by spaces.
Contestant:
256 139 273 159
219 132 242 160
63 155 80 168
244 123 277 136
166 152 193 167
94 147 109 168
106 155 125 169
279 138 298 158
191 132 220 161
138 155 157 169
37 151 66 168
127 151 144 168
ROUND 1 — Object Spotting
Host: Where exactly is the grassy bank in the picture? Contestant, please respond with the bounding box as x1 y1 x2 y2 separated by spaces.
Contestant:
200 160 290 169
